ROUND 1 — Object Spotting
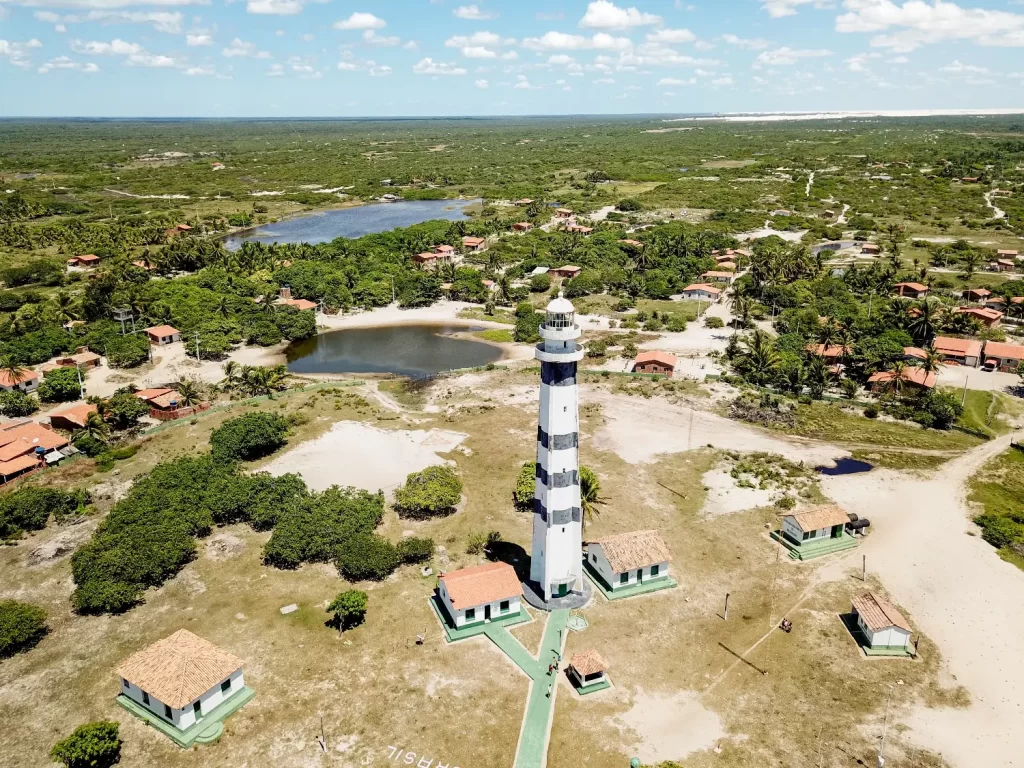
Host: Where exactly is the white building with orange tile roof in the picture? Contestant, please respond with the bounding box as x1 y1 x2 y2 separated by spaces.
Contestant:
586 530 671 591
851 592 912 652
437 561 522 628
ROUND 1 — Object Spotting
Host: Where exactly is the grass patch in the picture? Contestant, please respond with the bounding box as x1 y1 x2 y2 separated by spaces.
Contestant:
954 389 1022 438
456 307 515 325
968 445 1024 570
378 379 430 409
850 449 951 471
474 328 513 344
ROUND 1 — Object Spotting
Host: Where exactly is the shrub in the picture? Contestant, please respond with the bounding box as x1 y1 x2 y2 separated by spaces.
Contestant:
864 405 879 419
975 515 1024 549
513 305 543 343
396 536 434 563
514 461 535 509
586 339 608 358
244 321 283 346
774 495 796 510
529 273 551 292
616 197 642 212
393 465 462 518
38 367 82 402
704 316 724 329
336 533 399 581
210 412 289 462
0 600 48 657
105 334 150 368
106 391 150 430
0 486 87 539
0 390 39 417
73 433 107 458
643 316 664 332
665 315 688 333
51 722 122 768
326 589 368 632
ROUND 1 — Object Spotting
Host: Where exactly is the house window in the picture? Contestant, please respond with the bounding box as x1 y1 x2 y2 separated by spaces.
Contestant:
122 678 129 689
221 679 231 694
591 553 596 561
499 600 510 613
164 704 172 719
619 573 628 584
193 699 202 716
142 692 150 705
465 608 476 621
651 564 659 577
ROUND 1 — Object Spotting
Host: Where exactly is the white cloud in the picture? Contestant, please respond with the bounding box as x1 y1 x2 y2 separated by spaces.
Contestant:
363 30 401 46
603 42 719 69
38 56 99 74
445 31 514 47
461 45 496 58
657 76 694 85
500 50 517 59
844 51 880 71
453 4 496 20
126 52 179 67
186 33 212 46
721 33 771 49
222 38 271 58
32 10 184 34
547 54 576 65
711 75 734 86
761 0 818 18
579 0 661 29
413 57 467 75
334 12 386 30
184 65 213 75
246 0 303 14
835 0 1024 51
71 38 143 55
522 31 632 51
475 77 488 87
939 59 989 74
0 38 42 69
369 64 391 76
594 76 615 83
646 28 695 43
17 0 205 8
514 73 540 89
754 46 832 66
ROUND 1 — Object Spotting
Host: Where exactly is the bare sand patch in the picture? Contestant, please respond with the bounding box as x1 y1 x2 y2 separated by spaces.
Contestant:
699 467 774 517
261 421 467 495
614 689 726 763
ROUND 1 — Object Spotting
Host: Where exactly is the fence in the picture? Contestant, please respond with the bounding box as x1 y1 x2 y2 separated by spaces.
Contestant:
148 402 212 422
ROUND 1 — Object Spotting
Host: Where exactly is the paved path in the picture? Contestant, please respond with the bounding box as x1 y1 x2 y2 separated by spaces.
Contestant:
481 609 570 768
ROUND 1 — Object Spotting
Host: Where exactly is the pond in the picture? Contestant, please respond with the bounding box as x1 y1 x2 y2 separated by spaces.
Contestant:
285 324 504 378
224 198 480 250
815 457 874 476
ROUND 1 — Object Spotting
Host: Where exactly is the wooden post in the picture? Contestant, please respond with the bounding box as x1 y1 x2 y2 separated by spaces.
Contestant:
862 554 867 582
724 593 730 621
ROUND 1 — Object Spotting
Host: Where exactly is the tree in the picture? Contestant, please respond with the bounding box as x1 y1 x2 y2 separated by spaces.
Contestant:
514 461 535 509
38 367 82 403
326 589 368 633
106 392 150 430
513 303 543 343
335 533 399 581
877 361 909 399
0 389 39 417
175 378 202 406
739 330 781 386
579 465 604 533
920 348 945 376
908 299 941 346
105 334 150 368
0 355 32 389
0 600 48 657
210 412 289 462
393 465 462 518
74 411 110 445
51 722 122 768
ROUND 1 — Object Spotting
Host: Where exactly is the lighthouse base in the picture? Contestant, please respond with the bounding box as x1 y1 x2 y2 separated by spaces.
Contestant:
521 577 593 612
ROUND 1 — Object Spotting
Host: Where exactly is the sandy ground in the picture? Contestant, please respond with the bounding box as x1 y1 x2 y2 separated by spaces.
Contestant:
736 222 808 242
614 689 726 763
821 430 1024 768
937 365 1021 394
260 420 467 495
699 466 775 517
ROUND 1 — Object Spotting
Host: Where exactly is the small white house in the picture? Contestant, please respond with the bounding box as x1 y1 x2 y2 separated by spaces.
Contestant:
117 629 247 733
586 530 671 591
438 562 522 628
851 592 913 653
680 283 722 303
0 369 39 393
568 649 609 693
781 506 849 548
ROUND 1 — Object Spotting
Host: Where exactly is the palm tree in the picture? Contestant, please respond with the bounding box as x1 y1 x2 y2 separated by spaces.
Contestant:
920 349 945 375
730 294 753 329
50 291 79 326
783 363 806 396
878 361 909 400
741 330 781 386
908 298 940 346
579 465 604 534
0 355 31 388
221 360 240 391
805 357 833 400
74 411 110 444
493 274 513 306
961 251 980 280
175 379 202 407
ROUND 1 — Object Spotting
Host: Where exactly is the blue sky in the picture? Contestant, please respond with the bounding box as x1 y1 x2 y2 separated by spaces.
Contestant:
1 0 1023 116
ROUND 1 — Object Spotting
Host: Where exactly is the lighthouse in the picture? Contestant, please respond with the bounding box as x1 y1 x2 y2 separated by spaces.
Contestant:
529 291 585 603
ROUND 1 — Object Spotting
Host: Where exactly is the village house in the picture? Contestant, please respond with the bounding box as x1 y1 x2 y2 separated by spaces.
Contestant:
991 259 1017 273
511 222 533 232
116 629 253 747
982 341 1024 373
955 306 1003 328
585 530 671 592
902 346 929 363
715 260 737 272
437 562 523 629
985 297 1007 311
273 286 317 311
777 505 856 560
550 265 582 279
805 343 850 360
132 259 157 272
962 288 992 303
714 253 736 264
433 244 456 257
145 325 182 346
0 421 70 484
0 368 39 393
961 176 980 183
868 367 936 392
462 236 487 253
413 252 444 269
632 350 678 376
997 249 1019 261
933 336 983 367
679 283 722 303
136 388 212 421
568 650 610 694
892 282 929 299
861 243 881 255
555 207 573 218
618 239 643 248
700 270 736 285
849 592 913 656
566 224 594 236
49 403 97 432
45 347 102 372
514 198 534 206
66 254 101 269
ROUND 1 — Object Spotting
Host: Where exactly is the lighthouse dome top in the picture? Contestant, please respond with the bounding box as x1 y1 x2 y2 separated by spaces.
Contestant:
546 291 575 315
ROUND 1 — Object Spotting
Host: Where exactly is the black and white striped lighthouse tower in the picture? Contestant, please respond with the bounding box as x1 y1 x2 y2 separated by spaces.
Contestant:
529 291 585 603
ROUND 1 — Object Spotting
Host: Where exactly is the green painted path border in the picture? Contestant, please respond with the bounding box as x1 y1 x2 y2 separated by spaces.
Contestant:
583 560 678 601
116 686 255 748
571 677 611 695
770 530 858 560
514 608 569 768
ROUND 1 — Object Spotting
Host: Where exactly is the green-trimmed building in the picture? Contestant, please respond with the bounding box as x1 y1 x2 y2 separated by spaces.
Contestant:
437 561 524 629
568 650 610 694
850 592 914 656
776 505 857 560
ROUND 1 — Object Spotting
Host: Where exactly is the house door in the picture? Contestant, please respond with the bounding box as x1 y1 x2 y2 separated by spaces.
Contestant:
637 568 643 584
484 605 491 621
557 583 568 598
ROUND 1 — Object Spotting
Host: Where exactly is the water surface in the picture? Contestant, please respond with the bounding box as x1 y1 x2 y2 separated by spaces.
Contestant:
815 457 873 476
286 324 502 378
225 198 479 249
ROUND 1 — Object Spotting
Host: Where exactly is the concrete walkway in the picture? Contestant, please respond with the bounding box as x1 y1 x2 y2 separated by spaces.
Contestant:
481 609 570 768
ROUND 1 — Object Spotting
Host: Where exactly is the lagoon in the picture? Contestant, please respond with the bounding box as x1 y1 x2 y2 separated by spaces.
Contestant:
224 198 479 250
285 324 503 378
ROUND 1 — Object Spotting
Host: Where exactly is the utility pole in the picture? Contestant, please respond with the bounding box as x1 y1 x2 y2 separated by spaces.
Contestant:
723 592 730 621
194 331 201 361
862 554 867 582
961 376 969 407
76 364 85 400
878 683 895 768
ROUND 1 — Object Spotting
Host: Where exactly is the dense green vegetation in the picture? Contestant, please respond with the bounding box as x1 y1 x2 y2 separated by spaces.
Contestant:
0 599 48 658
0 486 88 540
970 445 1024 568
393 465 462 518
210 411 290 462
50 722 121 768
